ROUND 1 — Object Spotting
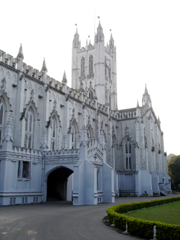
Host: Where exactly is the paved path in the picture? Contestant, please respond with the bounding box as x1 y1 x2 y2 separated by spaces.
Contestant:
0 195 177 240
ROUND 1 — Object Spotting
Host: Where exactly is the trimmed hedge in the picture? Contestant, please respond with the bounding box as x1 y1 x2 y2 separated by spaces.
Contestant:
106 196 180 240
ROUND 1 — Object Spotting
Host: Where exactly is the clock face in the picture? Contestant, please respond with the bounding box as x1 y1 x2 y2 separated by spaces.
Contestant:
106 59 111 68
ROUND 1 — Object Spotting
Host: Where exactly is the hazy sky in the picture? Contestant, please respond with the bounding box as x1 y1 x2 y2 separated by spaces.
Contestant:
1 0 180 155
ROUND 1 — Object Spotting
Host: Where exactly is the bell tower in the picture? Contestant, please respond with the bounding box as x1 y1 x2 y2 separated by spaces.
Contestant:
71 22 117 110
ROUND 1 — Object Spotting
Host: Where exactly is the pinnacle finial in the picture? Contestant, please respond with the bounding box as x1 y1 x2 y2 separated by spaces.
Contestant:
17 43 24 59
41 58 48 72
73 26 80 48
62 70 67 83
137 100 139 108
145 84 148 94
95 20 104 42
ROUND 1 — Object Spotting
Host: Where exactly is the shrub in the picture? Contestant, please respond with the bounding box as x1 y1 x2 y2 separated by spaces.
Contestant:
106 196 180 240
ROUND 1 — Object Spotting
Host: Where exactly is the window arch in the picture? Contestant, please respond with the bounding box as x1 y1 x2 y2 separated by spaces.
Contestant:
0 98 4 144
81 57 85 77
89 55 93 75
24 107 34 149
125 139 131 170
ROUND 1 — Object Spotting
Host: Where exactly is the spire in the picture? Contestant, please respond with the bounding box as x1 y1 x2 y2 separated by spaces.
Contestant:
17 44 24 59
109 33 114 48
73 28 80 48
145 84 148 94
142 84 152 108
79 80 84 92
41 58 48 72
95 21 104 43
137 100 139 108
62 71 67 84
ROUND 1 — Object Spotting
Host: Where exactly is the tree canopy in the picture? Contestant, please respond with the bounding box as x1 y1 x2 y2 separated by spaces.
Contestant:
168 155 180 190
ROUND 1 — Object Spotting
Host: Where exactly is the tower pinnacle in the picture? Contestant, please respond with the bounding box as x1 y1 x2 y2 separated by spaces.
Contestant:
142 84 152 108
62 71 67 84
17 44 24 59
95 22 104 42
41 58 48 72
73 28 80 48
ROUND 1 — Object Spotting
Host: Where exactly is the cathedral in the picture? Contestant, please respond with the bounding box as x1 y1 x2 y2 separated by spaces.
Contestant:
0 23 171 206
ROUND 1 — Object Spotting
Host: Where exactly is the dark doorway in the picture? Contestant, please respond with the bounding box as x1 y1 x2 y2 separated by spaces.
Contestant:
47 167 73 201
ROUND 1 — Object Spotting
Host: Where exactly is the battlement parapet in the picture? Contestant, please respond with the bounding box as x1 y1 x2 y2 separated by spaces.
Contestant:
79 44 94 52
117 108 136 120
12 146 42 155
44 148 80 156
0 49 19 69
97 102 108 115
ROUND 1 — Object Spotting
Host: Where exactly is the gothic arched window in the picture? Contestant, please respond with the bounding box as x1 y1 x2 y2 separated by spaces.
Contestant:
81 57 85 77
0 99 4 144
24 107 34 149
125 139 131 170
89 55 93 75
51 116 56 151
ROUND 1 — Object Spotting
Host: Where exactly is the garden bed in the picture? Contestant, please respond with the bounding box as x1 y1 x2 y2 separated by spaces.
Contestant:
106 196 180 240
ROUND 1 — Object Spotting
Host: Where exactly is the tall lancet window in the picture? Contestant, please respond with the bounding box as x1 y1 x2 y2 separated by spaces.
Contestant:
71 126 75 149
24 108 33 149
108 66 111 79
89 55 93 75
125 139 131 170
81 57 85 76
51 116 56 150
0 99 4 144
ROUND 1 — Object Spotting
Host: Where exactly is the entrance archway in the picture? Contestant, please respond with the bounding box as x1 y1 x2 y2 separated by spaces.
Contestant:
47 167 73 201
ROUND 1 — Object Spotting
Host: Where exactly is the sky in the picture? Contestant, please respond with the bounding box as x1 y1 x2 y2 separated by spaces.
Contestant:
1 0 180 155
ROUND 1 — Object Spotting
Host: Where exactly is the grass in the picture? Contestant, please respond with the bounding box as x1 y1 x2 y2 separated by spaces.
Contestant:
125 201 180 225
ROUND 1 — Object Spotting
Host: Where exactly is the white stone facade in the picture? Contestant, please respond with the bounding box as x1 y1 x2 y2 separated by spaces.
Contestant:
0 23 170 206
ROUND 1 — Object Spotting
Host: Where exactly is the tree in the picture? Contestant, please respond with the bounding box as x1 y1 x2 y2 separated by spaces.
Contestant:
168 155 180 190
167 153 176 163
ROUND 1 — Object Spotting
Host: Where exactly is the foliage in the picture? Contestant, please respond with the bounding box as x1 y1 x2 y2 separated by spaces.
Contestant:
106 196 180 240
167 153 176 162
168 155 180 190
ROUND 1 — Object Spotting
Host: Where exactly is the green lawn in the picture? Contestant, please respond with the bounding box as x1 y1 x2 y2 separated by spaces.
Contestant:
125 201 180 225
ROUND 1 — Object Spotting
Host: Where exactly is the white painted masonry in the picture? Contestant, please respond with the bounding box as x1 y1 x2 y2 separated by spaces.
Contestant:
0 23 170 206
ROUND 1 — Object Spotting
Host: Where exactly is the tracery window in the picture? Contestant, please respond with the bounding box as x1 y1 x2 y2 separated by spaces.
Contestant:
24 108 33 149
0 99 4 144
125 139 131 170
89 55 93 75
51 116 56 150
81 57 85 76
